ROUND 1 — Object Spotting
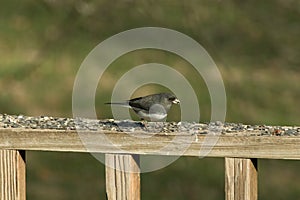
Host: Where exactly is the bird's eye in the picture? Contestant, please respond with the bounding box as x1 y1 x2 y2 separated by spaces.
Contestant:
168 97 175 101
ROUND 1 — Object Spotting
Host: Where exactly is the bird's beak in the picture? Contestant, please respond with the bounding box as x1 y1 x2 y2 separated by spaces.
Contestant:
172 98 180 104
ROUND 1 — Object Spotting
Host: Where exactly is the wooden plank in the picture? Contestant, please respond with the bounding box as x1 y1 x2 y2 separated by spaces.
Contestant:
225 158 257 200
0 150 26 200
105 154 140 200
0 128 300 159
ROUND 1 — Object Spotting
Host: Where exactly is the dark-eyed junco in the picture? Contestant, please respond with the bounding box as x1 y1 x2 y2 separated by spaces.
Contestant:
105 93 180 121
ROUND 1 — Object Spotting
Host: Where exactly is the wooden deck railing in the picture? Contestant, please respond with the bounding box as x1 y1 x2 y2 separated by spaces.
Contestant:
0 122 299 200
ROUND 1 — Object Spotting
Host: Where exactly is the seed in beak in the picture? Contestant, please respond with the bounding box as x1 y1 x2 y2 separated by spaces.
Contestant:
172 99 180 104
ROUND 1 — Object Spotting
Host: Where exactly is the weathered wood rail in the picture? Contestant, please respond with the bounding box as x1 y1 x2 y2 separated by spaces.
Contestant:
0 120 299 200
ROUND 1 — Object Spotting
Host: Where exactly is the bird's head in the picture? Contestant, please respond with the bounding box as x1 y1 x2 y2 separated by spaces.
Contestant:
165 94 180 104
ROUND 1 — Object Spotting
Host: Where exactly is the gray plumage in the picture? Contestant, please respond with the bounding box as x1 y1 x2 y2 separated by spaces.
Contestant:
105 93 180 121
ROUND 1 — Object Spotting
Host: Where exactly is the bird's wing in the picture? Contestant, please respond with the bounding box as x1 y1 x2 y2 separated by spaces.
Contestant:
128 96 153 111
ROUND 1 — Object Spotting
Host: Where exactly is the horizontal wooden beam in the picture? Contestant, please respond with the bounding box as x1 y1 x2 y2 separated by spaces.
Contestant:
0 128 300 160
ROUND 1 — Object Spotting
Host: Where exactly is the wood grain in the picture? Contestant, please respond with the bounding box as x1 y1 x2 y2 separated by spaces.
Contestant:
225 158 257 200
0 150 26 200
106 154 140 200
0 128 300 159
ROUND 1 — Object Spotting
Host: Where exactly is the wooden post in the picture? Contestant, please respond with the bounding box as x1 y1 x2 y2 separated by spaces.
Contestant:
225 158 258 200
105 154 140 200
0 150 26 200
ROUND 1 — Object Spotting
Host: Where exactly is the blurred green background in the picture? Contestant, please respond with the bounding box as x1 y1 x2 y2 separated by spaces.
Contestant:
1 0 299 199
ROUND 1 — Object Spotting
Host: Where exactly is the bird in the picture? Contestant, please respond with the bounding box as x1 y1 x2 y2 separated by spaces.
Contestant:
105 93 180 121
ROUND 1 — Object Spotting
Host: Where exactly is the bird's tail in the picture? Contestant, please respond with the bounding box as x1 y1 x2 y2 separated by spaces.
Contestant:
104 102 131 108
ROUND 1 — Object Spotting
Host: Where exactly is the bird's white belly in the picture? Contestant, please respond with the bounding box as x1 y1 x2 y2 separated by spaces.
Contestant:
137 111 167 121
